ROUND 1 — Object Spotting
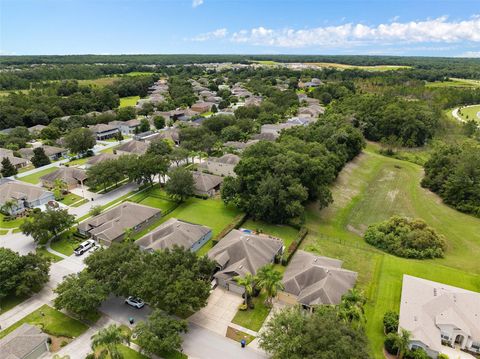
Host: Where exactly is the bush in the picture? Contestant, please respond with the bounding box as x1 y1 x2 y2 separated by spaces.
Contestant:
438 354 449 359
281 227 308 265
384 333 398 355
364 216 446 259
383 310 399 334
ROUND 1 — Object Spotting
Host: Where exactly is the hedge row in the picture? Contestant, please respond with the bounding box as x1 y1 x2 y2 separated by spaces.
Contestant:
211 213 248 246
281 227 308 265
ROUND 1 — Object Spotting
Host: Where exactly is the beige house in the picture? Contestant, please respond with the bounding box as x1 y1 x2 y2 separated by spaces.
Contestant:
136 218 212 253
115 140 149 156
19 145 67 161
399 275 480 358
279 250 357 309
208 229 283 294
40 167 88 190
88 124 119 140
85 153 120 168
0 179 54 215
191 171 223 197
77 202 161 246
0 149 30 170
198 154 240 177
0 323 49 359
191 102 214 113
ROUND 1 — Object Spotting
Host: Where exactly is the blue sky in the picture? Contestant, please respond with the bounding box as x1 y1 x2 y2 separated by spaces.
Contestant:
1 0 479 57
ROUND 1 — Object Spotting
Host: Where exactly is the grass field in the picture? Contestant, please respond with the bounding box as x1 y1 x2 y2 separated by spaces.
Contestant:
301 149 480 358
19 166 58 184
242 219 299 248
232 292 270 332
59 192 84 206
457 104 480 123
0 304 88 339
0 213 24 228
308 62 411 71
79 77 118 87
119 96 140 108
50 230 83 256
426 77 480 88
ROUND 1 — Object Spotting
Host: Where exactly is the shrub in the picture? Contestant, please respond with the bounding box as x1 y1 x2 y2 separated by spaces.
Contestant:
281 227 308 265
384 333 398 355
383 310 399 334
364 216 446 259
438 354 449 359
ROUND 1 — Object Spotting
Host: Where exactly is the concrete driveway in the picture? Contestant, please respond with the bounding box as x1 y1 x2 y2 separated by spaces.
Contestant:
189 287 243 335
99 295 152 326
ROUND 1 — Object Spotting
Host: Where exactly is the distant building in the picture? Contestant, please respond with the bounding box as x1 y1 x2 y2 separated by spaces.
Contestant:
191 171 223 197
27 124 47 136
78 202 161 246
108 119 141 135
40 167 88 190
136 218 212 253
223 140 259 152
85 153 120 168
191 102 214 113
198 154 240 177
0 323 49 359
0 148 30 170
115 140 149 156
0 179 54 215
19 145 67 161
88 124 120 140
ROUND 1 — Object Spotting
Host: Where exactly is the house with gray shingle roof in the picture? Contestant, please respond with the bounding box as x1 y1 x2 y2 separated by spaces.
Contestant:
0 149 30 170
40 167 88 190
191 171 223 197
208 229 283 295
19 145 67 161
0 323 49 359
78 202 161 246
88 123 119 140
399 275 480 358
198 154 240 177
136 218 212 253
0 179 54 215
115 140 149 156
279 250 357 309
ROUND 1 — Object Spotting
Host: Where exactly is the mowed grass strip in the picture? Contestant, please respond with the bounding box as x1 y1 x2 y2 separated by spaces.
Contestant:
119 96 140 108
302 149 480 359
457 104 480 122
0 304 88 339
18 166 58 184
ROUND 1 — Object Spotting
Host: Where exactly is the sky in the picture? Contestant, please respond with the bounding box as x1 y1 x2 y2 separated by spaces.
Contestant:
0 0 479 57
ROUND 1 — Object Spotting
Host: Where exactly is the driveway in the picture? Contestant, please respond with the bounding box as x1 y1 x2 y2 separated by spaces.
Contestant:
188 287 243 335
0 231 36 255
99 295 152 326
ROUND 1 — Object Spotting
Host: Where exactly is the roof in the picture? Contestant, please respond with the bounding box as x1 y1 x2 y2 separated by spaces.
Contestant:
0 155 29 168
89 123 119 134
27 125 47 133
208 229 283 279
40 167 88 185
252 132 278 141
0 148 14 158
19 145 66 159
78 202 160 243
223 140 259 150
0 323 48 359
214 154 240 165
283 250 357 306
137 218 211 251
116 140 149 155
399 275 480 353
191 171 223 193
86 153 119 166
0 180 53 204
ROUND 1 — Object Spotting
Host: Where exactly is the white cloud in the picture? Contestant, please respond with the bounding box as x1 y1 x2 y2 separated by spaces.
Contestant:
459 51 480 57
192 0 203 8
229 16 480 48
191 28 228 42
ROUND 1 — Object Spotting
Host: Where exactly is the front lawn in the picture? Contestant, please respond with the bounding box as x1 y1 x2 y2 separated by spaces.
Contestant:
50 230 83 256
242 219 299 248
231 292 271 332
0 304 88 339
0 213 24 229
36 246 63 262
19 166 58 184
59 192 84 206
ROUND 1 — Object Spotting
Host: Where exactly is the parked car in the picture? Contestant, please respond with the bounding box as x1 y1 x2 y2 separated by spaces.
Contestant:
74 239 95 256
125 296 145 309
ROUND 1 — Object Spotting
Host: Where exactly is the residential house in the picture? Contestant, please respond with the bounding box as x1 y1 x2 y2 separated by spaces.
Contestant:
191 171 223 197
0 323 49 359
223 140 259 152
115 140 149 156
138 128 180 146
0 148 30 170
40 167 88 190
260 123 296 138
286 117 316 126
399 275 480 358
279 250 357 310
198 154 240 177
191 102 214 113
85 153 120 168
27 124 47 136
109 119 141 135
78 202 161 246
0 179 54 215
19 145 67 161
208 229 283 294
251 132 278 142
88 124 120 140
136 218 212 253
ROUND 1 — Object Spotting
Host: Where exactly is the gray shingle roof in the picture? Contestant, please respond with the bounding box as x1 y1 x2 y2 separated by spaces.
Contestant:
116 140 149 155
191 171 223 193
136 218 211 251
282 250 357 306
40 167 87 186
0 180 53 204
0 323 48 359
208 229 283 280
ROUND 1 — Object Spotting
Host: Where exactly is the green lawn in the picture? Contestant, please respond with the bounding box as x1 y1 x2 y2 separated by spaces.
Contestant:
232 292 271 332
71 198 89 207
19 166 58 184
457 104 480 123
119 96 140 108
426 77 480 88
0 295 28 315
79 77 118 87
0 213 24 229
50 230 83 256
36 246 63 262
301 148 480 359
242 219 299 248
59 192 84 206
0 304 88 339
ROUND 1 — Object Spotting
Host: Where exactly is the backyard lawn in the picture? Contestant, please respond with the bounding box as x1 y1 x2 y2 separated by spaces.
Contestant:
301 148 480 359
242 219 299 248
119 96 140 108
232 292 271 332
0 304 88 339
19 166 58 184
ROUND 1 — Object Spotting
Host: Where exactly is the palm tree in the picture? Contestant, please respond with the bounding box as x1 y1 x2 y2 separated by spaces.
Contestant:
53 179 67 201
393 328 411 359
1 199 17 215
256 264 284 307
91 324 130 359
235 273 256 308
338 289 367 328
